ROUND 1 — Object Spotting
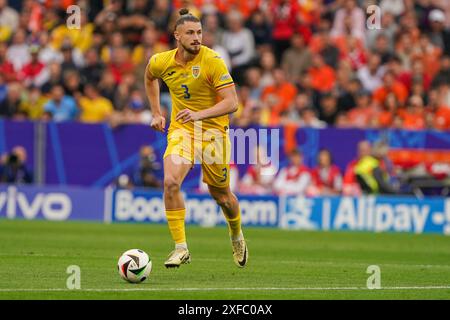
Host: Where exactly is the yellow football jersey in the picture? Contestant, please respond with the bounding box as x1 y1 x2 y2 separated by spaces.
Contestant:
146 45 234 137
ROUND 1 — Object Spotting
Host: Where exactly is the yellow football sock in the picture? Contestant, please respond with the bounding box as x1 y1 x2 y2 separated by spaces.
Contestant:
226 213 242 239
166 208 186 244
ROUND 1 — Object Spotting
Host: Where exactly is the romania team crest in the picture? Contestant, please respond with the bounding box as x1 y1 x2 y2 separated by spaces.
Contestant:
192 65 200 78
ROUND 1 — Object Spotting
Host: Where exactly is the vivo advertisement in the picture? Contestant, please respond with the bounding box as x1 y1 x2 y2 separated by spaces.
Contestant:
281 196 450 235
1 185 449 235
0 185 105 221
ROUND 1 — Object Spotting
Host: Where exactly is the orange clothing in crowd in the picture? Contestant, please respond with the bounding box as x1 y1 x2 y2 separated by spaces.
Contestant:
346 106 377 128
373 82 408 106
433 107 450 130
377 110 394 128
309 65 336 92
44 0 75 9
398 108 426 130
172 0 261 18
261 82 297 121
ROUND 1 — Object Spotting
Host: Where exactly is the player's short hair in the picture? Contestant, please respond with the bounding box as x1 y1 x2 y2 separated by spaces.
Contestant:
175 8 200 29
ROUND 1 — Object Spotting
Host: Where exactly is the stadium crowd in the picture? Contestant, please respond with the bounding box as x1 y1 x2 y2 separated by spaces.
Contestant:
0 0 449 129
0 0 449 195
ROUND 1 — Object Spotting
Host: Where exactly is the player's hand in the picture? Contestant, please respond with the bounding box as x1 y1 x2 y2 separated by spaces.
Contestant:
176 109 201 123
150 115 166 132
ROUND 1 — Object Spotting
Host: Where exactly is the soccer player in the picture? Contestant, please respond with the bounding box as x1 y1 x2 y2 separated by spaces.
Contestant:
144 9 248 268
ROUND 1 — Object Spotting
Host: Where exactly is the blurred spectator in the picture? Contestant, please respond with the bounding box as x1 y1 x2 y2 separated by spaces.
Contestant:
81 48 105 86
427 8 450 56
372 33 394 65
261 68 297 125
299 107 326 128
357 53 385 93
346 90 378 128
0 81 22 118
377 93 400 128
399 95 426 130
133 145 162 188
0 41 17 82
41 62 62 94
19 45 49 87
222 9 255 85
338 35 367 71
308 54 336 93
318 93 339 125
343 140 372 196
331 0 366 42
281 92 311 125
309 149 342 196
44 84 78 122
149 0 171 34
202 30 231 71
432 55 450 87
0 146 32 184
337 77 362 112
6 28 29 71
98 70 117 103
37 32 63 65
281 33 312 84
397 58 431 94
259 51 276 88
51 10 94 53
426 88 450 130
108 46 134 85
62 70 82 98
101 31 125 65
131 25 169 66
244 67 264 101
273 148 311 196
373 70 409 107
19 86 48 120
310 19 340 69
117 0 153 47
270 0 299 63
202 12 224 45
0 0 19 42
355 140 398 195
246 9 272 52
239 145 278 195
78 84 113 123
380 0 406 17
60 43 83 77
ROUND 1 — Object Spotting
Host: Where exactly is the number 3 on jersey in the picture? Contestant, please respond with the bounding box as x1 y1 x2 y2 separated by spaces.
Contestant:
219 167 227 183
181 84 190 99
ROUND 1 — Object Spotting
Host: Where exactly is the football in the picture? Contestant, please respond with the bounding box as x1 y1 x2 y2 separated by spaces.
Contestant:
118 249 152 283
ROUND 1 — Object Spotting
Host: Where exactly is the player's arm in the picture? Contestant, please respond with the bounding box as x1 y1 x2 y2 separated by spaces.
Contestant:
144 59 166 132
176 85 238 123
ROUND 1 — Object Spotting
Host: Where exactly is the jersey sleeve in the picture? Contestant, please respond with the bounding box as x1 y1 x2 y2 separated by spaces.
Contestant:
209 56 234 91
146 53 163 79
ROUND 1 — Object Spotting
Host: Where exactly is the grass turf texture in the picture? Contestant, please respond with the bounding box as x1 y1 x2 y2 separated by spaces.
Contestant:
0 219 449 300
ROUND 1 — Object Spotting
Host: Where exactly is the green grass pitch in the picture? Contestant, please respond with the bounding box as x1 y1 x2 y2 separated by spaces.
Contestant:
0 219 449 300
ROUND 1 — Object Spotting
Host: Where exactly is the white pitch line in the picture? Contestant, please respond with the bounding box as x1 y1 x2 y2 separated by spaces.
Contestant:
0 286 449 292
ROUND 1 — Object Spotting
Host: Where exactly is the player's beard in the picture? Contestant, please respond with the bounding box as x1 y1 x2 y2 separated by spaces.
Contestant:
182 42 201 55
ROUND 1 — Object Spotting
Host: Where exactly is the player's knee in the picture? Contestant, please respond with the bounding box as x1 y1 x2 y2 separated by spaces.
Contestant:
212 193 233 210
164 177 181 195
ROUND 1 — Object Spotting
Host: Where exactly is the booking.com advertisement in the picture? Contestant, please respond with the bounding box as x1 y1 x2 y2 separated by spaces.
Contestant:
111 189 280 228
1 185 449 235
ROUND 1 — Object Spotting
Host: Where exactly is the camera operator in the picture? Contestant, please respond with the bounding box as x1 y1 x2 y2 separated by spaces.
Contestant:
0 146 33 184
